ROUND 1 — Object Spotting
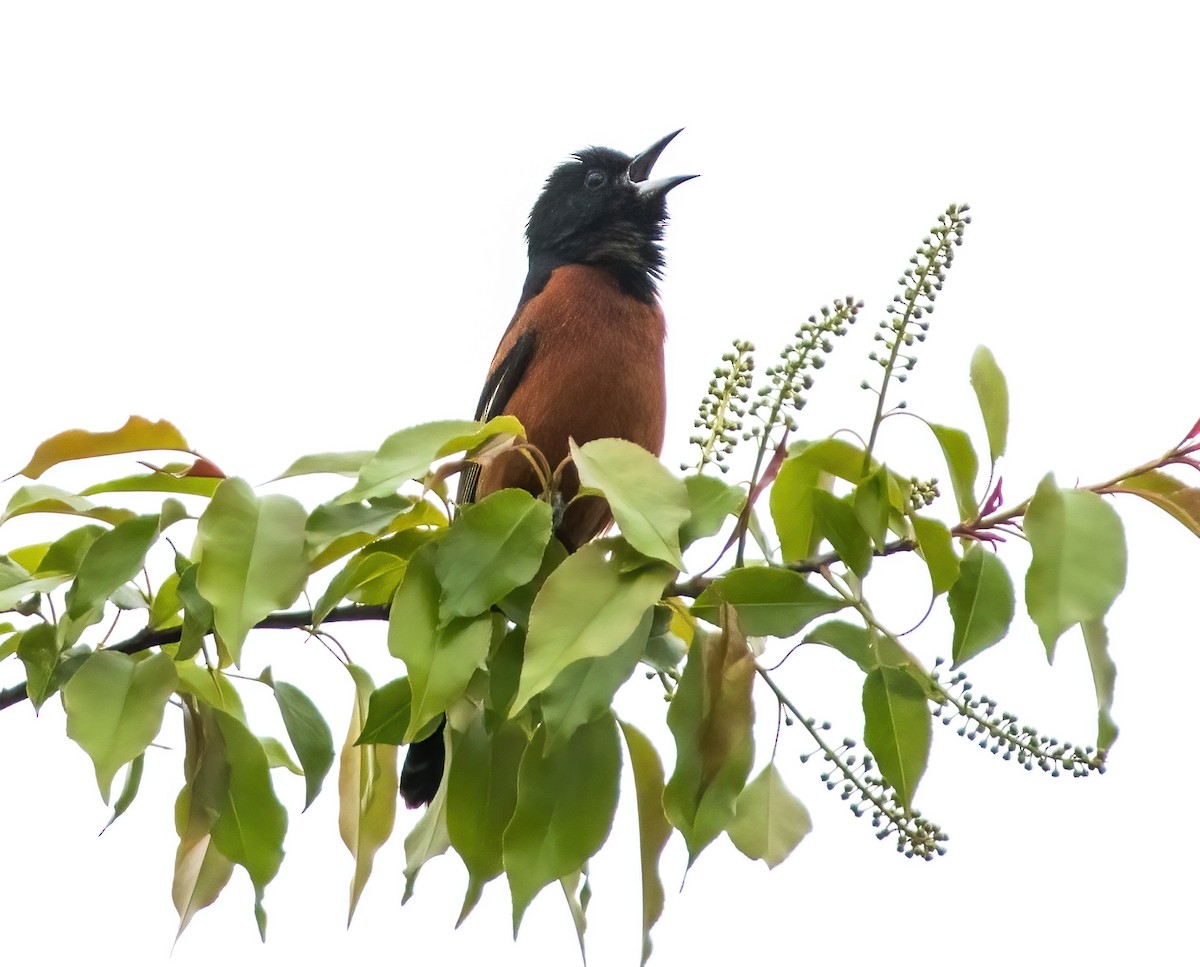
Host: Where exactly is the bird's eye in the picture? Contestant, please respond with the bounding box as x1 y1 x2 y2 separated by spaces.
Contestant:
584 169 607 189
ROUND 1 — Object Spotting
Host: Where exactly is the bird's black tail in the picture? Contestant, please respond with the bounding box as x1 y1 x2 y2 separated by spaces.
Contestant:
399 717 446 808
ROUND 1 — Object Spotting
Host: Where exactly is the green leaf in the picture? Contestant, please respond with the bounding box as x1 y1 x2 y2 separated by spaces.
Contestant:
63 651 177 802
273 449 376 481
503 715 621 936
928 424 980 521
195 478 308 665
435 488 553 619
679 474 745 548
35 524 106 575
388 544 492 742
1 485 134 526
260 737 303 774
64 514 160 620
970 345 1009 463
862 665 932 810
339 664 399 924
559 868 591 964
269 677 336 811
81 471 222 498
174 663 246 719
174 562 213 662
726 762 812 868
341 420 480 503
149 570 184 630
663 609 756 864
852 467 891 548
356 676 413 745
402 738 452 904
1024 475 1127 660
511 543 671 714
497 537 568 628
210 708 288 937
692 567 846 638
1081 617 1119 753
540 607 651 750
16 623 60 710
312 551 405 626
769 454 820 561
571 438 689 569
811 489 872 576
14 416 191 479
910 515 960 595
0 562 70 613
1114 470 1200 539
447 714 527 924
304 493 415 559
436 414 526 457
802 620 875 672
102 752 145 833
947 545 1015 668
618 720 672 967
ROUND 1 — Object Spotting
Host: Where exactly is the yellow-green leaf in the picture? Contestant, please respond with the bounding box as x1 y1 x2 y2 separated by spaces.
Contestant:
14 416 191 479
195 478 308 665
726 762 812 868
970 345 1009 463
862 665 931 810
338 664 398 924
63 651 177 802
948 545 1015 668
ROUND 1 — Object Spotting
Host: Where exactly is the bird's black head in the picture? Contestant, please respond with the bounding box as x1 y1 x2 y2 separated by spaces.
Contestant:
524 129 696 304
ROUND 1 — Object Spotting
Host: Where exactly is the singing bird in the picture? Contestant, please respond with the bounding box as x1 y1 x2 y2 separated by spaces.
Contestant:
399 130 695 807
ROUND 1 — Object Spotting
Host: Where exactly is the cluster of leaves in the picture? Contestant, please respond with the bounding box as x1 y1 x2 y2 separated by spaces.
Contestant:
5 204 1200 962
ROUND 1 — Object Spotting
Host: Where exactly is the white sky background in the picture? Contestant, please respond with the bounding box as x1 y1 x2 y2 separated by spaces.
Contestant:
1 3 1197 964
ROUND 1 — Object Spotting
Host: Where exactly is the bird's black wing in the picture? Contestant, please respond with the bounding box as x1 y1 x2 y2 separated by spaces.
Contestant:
456 328 537 506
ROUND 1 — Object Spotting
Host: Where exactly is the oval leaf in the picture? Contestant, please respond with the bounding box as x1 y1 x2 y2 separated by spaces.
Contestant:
948 545 1015 668
571 438 689 569
862 665 932 810
693 566 847 638
970 345 1009 463
726 762 813 869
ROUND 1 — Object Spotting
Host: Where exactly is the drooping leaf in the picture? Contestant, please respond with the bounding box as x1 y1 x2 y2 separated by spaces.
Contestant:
174 562 213 662
862 665 932 810
304 493 416 560
503 715 621 936
195 478 308 665
149 570 184 630
511 543 672 714
14 416 191 479
928 424 980 522
571 438 690 569
663 607 756 864
0 560 70 613
1024 475 1127 660
172 700 236 941
260 737 303 774
63 651 177 802
618 720 672 967
970 345 1009 463
540 607 651 750
388 544 492 742
1081 617 1119 753
174 663 246 719
338 664 399 924
692 566 847 638
16 623 60 710
267 675 336 811
435 488 553 620
726 761 813 868
948 545 1015 668
209 708 288 937
340 420 480 503
497 537 568 628
559 868 591 964
910 515 961 596
1114 470 1200 539
447 714 528 924
102 752 145 833
64 514 160 620
769 454 820 562
811 489 872 577
402 738 452 904
679 474 745 549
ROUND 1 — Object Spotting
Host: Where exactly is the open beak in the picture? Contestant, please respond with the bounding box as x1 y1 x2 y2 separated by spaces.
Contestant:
628 128 698 197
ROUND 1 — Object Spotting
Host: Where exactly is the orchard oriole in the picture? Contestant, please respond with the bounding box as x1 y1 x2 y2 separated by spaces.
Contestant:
399 130 694 808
